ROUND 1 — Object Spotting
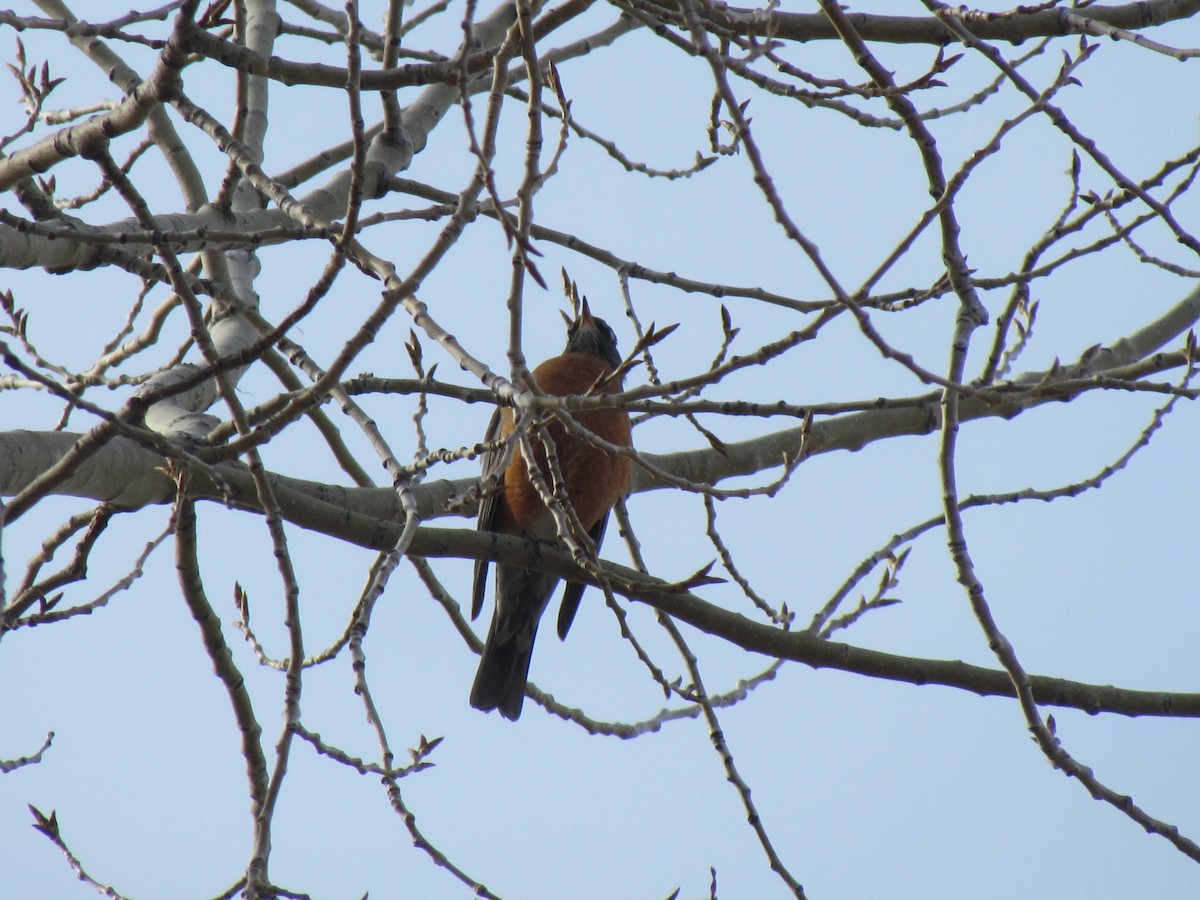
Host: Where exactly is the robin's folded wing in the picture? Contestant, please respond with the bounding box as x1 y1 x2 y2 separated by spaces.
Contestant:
472 406 508 620
556 512 608 640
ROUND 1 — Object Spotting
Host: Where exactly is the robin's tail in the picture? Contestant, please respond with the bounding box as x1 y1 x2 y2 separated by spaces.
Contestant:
470 626 535 720
470 565 558 720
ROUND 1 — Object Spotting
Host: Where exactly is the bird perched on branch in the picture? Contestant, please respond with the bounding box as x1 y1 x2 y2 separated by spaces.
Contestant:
470 301 632 720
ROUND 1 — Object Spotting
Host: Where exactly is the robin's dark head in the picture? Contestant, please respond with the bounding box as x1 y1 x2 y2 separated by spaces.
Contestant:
563 300 622 371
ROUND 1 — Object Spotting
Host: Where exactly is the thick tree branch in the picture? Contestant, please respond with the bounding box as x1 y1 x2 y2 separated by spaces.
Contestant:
658 0 1200 46
407 526 1200 721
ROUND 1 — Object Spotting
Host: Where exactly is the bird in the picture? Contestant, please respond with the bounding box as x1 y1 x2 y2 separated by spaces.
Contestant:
470 301 632 720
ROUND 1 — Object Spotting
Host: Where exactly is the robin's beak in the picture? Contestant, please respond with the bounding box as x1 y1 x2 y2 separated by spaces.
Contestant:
561 298 598 331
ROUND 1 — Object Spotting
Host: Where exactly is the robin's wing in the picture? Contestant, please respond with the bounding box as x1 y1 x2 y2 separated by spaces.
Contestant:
556 512 608 640
472 407 507 620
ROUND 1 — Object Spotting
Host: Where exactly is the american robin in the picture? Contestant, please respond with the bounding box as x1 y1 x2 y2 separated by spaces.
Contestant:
470 301 633 720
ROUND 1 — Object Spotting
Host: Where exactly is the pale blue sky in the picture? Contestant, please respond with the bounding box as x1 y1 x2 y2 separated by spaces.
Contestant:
3 3 1200 898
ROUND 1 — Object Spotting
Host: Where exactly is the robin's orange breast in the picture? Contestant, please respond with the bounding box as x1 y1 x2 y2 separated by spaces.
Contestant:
499 352 632 534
